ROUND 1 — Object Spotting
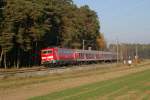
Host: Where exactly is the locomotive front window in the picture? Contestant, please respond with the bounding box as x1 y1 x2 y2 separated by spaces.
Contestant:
42 50 52 54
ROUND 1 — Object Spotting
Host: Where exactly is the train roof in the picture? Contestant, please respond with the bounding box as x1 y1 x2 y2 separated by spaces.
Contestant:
41 47 116 54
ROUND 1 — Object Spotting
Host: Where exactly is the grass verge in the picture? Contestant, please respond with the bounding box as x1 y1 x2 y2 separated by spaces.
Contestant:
30 69 150 100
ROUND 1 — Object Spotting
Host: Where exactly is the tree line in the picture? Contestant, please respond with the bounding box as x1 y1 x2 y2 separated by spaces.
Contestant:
0 0 106 68
109 43 150 60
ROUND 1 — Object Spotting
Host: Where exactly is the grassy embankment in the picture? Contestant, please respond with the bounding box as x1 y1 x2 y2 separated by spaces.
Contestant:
30 68 150 100
0 63 123 89
1 60 149 90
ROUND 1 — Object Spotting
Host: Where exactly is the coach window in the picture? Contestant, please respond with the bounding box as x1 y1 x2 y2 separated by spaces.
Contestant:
47 50 52 53
42 50 52 54
79 53 81 58
59 49 63 55
81 53 83 58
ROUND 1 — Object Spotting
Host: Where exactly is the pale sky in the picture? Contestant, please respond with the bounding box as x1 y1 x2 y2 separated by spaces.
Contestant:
73 0 150 44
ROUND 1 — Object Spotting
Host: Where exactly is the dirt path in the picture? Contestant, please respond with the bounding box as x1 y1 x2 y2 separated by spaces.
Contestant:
0 63 150 100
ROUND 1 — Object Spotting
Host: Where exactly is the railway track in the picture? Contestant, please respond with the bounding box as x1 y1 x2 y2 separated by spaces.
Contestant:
0 66 70 78
0 64 89 76
0 61 150 79
0 66 47 73
0 67 48 78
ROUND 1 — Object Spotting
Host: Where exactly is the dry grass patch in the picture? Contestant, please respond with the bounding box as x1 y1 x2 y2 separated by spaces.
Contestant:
0 61 150 100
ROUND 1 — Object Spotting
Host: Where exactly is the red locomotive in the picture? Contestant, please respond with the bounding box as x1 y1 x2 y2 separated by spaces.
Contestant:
41 47 117 66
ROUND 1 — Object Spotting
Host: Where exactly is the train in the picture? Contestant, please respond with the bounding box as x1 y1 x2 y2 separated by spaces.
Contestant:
41 47 117 67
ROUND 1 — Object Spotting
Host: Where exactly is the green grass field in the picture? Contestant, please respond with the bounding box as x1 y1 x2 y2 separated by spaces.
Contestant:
30 69 150 100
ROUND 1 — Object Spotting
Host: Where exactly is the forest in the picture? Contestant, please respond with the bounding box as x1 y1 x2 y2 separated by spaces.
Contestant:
0 0 106 68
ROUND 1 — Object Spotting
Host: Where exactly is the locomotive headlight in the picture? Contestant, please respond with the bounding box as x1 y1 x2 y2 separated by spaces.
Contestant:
42 57 46 59
47 56 53 59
